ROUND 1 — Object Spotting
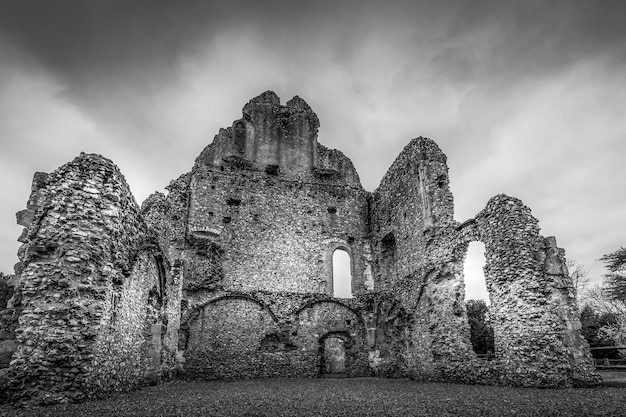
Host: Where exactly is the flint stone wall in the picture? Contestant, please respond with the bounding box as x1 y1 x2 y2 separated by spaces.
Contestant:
3 154 179 404
3 90 600 405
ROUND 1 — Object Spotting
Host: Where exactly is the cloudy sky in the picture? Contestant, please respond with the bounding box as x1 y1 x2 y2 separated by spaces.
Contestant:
0 0 624 301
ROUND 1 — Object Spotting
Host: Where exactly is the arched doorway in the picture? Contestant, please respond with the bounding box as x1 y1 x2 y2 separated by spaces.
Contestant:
322 335 346 375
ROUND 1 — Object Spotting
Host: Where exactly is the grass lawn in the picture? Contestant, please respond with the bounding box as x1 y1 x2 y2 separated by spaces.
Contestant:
1 378 625 417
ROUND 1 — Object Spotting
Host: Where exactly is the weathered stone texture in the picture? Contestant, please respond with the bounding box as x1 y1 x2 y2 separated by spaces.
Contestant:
0 273 18 381
4 154 179 404
4 91 600 405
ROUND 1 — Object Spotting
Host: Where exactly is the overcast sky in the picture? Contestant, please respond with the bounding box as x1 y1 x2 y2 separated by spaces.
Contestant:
1 0 624 301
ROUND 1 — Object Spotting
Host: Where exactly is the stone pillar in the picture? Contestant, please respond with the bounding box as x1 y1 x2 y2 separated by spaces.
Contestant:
476 194 600 387
145 323 165 383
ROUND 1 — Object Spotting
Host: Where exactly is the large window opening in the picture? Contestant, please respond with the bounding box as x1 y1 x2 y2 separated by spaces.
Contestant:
332 249 352 298
463 241 494 356
463 241 488 303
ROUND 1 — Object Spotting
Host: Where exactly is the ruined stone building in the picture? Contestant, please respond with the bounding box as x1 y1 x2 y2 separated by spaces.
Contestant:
0 91 600 404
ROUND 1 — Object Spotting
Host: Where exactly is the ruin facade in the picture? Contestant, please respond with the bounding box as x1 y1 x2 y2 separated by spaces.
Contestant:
0 91 600 404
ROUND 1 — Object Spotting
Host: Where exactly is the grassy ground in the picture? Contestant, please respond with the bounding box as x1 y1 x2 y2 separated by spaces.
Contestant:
1 378 625 417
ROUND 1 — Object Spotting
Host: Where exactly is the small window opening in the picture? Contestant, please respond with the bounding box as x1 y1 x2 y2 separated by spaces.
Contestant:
265 165 280 175
380 232 397 284
110 291 121 325
437 174 447 189
332 249 352 298
155 255 167 300
226 197 241 206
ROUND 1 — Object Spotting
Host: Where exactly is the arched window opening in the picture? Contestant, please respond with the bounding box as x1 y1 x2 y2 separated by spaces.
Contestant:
332 249 352 298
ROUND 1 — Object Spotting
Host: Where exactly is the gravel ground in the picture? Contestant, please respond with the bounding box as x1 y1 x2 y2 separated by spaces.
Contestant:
1 378 625 417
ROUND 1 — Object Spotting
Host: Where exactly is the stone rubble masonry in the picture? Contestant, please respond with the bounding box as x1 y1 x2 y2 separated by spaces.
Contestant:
2 154 179 404
1 91 600 405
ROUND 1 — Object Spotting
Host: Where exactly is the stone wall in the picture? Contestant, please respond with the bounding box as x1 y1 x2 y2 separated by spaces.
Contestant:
3 154 180 404
0 273 17 383
368 135 599 387
467 195 599 386
145 92 380 381
370 137 472 377
3 90 601 405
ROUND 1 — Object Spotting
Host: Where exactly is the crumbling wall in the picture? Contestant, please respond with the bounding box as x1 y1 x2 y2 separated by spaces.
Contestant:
141 92 378 380
141 182 187 374
0 273 17 386
186 164 369 294
4 154 177 405
359 294 412 376
371 137 455 290
184 296 285 378
370 137 470 378
180 292 371 379
370 137 598 387
87 251 159 391
196 91 321 178
5 90 602 404
186 93 369 295
467 195 600 386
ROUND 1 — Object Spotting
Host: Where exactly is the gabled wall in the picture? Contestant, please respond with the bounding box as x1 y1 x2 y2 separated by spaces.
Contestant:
3 90 601 405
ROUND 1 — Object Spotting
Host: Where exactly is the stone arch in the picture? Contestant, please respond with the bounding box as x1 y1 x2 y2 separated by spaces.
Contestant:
294 299 364 327
178 293 278 354
323 242 355 296
294 300 369 377
319 330 352 345
181 295 281 378
181 293 278 332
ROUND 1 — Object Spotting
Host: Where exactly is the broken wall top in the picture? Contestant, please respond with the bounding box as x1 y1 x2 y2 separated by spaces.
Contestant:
193 91 362 187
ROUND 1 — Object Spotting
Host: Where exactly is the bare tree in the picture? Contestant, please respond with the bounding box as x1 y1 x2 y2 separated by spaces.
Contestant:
586 285 626 346
567 258 590 303
580 249 626 348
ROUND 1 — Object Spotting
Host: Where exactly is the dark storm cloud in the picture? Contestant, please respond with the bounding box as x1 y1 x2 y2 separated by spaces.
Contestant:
3 0 624 121
4 1 621 76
